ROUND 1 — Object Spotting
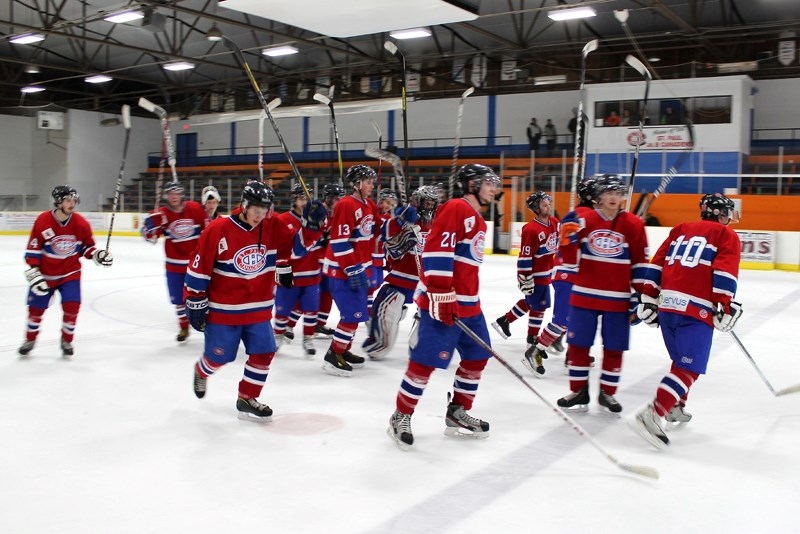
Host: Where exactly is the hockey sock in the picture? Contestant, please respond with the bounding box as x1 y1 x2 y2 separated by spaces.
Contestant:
397 360 434 414
318 291 333 326
25 306 45 342
196 354 223 378
599 349 624 395
331 322 358 353
452 358 488 410
505 298 528 323
526 311 545 338
238 352 276 399
273 315 288 335
175 304 188 330
61 301 80 343
654 363 699 417
303 313 317 337
536 323 565 349
566 345 592 391
287 308 301 329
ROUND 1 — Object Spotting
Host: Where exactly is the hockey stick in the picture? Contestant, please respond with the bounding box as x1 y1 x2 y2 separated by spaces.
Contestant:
623 55 652 212
454 318 659 480
313 86 344 186
384 40 410 201
370 118 383 192
449 86 475 199
366 147 408 206
105 104 131 252
222 36 311 198
257 98 282 187
635 120 695 219
139 97 177 211
730 331 800 397
569 39 599 211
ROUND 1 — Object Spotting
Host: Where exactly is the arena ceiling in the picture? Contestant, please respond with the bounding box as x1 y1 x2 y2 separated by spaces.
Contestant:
1 0 798 118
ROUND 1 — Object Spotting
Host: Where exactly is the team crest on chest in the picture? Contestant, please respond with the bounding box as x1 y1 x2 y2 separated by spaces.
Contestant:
50 235 78 256
359 213 374 235
587 229 625 257
168 218 195 239
233 244 267 274
470 231 486 261
545 231 559 252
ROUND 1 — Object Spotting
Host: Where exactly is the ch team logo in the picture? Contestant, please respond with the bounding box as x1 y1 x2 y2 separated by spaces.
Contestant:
359 213 374 236
587 229 625 257
168 218 196 239
50 235 78 256
470 231 486 261
438 350 450 361
627 131 646 147
545 231 559 252
233 244 267 274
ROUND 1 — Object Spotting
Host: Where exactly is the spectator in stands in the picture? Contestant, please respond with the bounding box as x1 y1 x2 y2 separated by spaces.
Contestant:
604 110 621 127
621 108 633 126
567 108 578 145
543 119 557 155
526 118 542 152
660 106 678 125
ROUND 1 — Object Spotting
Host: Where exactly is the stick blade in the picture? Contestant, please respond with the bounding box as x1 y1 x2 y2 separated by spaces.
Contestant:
384 40 398 55
625 55 651 79
267 98 282 111
121 105 131 129
775 384 800 397
313 93 330 105
619 462 660 480
462 86 475 98
583 39 599 55
137 97 155 112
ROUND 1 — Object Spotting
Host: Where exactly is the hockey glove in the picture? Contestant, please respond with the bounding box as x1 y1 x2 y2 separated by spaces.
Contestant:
344 264 368 290
636 294 660 327
186 297 209 332
559 211 583 247
275 261 293 289
713 301 743 332
517 273 535 295
393 205 419 226
318 228 330 249
302 199 328 231
24 266 50 296
140 226 160 244
429 290 457 326
385 227 419 260
92 249 114 267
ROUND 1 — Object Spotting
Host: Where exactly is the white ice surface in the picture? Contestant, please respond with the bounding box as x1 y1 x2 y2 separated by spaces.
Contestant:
1 235 798 533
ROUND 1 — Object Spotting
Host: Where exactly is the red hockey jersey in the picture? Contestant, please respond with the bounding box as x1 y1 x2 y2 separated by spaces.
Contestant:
416 198 487 318
643 220 740 326
323 194 378 279
561 209 649 312
518 215 560 285
277 210 324 286
551 206 593 284
24 210 98 287
148 201 209 273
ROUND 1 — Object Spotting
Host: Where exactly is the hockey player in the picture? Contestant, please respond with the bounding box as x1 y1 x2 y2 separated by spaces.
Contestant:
520 177 599 370
273 183 325 357
201 185 222 220
491 191 559 377
631 193 742 449
185 181 326 421
556 174 649 414
18 186 113 359
368 188 398 313
141 181 209 342
387 164 500 450
311 183 346 339
363 184 440 360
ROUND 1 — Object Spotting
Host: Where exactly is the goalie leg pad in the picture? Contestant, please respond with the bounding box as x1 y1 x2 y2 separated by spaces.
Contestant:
364 285 406 360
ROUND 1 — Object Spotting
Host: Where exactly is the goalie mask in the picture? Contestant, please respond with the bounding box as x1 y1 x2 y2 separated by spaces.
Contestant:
454 164 501 204
52 185 79 207
201 186 221 203
700 192 739 224
526 191 553 216
411 185 441 224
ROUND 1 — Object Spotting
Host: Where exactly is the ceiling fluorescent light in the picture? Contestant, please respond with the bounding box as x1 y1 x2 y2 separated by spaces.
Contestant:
263 45 299 57
163 61 196 71
104 10 145 23
10 33 46 45
21 86 46 93
548 7 597 21
85 74 113 84
25 65 41 74
534 75 567 86
389 28 431 40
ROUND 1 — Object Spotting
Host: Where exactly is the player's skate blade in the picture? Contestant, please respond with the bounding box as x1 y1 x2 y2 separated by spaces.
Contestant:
236 397 273 423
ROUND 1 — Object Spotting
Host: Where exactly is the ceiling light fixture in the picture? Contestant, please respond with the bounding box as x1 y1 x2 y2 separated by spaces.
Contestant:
85 74 113 84
648 57 662 63
10 33 46 45
104 10 145 24
547 6 597 21
262 45 299 57
534 75 567 86
206 24 224 42
21 85 46 93
163 61 196 71
388 28 432 40
24 65 41 74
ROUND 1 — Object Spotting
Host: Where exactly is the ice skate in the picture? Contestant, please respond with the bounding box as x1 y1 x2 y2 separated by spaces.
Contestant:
342 349 365 369
387 410 414 450
193 369 207 399
18 340 35 358
236 397 273 422
177 327 189 343
598 391 623 414
315 324 334 338
444 396 490 439
522 337 546 378
631 404 669 450
557 386 589 413
547 333 566 354
274 332 285 349
302 336 316 358
60 339 74 359
321 348 353 377
491 316 511 339
664 403 692 430
284 325 294 342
